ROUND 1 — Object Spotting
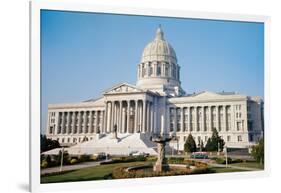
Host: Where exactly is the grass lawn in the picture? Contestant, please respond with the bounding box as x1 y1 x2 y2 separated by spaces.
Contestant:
41 160 259 184
230 161 264 170
41 161 151 183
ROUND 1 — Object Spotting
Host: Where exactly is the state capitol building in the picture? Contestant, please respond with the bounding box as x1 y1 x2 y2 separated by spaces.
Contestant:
45 26 264 152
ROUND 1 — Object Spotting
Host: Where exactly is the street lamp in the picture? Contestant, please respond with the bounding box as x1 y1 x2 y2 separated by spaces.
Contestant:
225 145 228 168
59 147 64 172
217 141 220 156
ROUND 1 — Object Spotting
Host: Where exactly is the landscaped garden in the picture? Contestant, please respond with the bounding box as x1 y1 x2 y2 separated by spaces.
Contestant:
41 155 262 184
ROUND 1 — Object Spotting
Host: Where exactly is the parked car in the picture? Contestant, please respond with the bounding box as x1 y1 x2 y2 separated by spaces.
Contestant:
129 151 149 157
96 152 106 160
190 152 208 159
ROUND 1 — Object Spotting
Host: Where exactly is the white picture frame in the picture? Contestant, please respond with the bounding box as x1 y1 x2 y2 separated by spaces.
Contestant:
30 0 270 192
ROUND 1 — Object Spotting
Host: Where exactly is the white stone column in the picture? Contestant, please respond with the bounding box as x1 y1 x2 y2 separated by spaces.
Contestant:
174 108 177 133
209 106 212 132
122 105 126 133
153 100 157 134
181 107 184 132
61 112 65 134
83 111 87 133
222 105 226 132
224 106 228 132
216 106 220 131
110 101 114 132
146 102 150 132
109 102 113 132
104 103 108 133
78 111 82 134
134 100 138 133
187 107 190 132
119 101 123 133
113 101 116 130
139 101 143 132
89 111 93 133
71 112 76 134
195 107 198 132
142 100 146 132
100 110 104 133
202 107 205 132
53 112 59 135
150 102 153 133
106 102 110 133
126 101 130 133
95 111 99 133
66 111 71 134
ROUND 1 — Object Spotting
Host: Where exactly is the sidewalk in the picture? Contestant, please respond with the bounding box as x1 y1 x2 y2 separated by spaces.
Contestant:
208 163 262 171
41 161 101 175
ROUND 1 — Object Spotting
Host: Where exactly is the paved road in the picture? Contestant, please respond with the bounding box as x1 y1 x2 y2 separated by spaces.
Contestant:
41 161 101 175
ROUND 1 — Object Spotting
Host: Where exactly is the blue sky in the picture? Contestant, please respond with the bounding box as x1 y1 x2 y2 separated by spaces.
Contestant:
41 10 264 133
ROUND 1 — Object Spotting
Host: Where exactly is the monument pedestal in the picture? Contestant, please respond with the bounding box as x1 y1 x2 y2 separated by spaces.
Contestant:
153 163 169 172
151 134 172 172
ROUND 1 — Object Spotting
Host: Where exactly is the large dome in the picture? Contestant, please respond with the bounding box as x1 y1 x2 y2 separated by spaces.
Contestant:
141 27 177 64
136 26 185 97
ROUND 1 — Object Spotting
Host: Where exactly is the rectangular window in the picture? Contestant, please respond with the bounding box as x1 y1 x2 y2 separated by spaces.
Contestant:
227 136 231 142
249 134 253 142
238 135 242 142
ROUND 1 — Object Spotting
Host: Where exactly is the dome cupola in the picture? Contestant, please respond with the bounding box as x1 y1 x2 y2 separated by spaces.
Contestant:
141 26 177 64
136 26 185 96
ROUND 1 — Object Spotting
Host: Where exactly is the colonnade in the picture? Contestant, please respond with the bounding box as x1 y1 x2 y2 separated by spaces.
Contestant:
104 99 155 133
169 105 232 133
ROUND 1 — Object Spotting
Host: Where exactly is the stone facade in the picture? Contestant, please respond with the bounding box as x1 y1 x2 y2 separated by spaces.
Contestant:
46 27 264 150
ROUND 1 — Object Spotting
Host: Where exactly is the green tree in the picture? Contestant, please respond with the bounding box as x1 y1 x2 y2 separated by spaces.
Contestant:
251 138 264 165
184 134 197 153
40 134 60 153
205 128 225 152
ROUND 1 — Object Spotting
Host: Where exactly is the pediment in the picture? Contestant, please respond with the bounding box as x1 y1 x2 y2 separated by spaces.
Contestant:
191 91 221 98
104 83 144 95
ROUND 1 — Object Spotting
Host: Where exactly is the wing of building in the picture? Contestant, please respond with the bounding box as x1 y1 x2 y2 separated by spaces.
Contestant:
45 26 264 154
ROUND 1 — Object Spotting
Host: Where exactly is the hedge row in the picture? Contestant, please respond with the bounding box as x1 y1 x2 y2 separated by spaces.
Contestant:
112 166 211 179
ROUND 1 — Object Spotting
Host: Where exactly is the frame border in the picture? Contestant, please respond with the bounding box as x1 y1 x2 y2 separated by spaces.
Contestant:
30 0 270 192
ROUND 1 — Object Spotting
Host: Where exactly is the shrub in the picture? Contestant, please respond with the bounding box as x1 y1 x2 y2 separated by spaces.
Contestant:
70 158 78 165
214 157 232 164
134 155 146 161
168 157 184 164
78 154 91 162
146 156 157 162
41 160 48 168
112 164 210 179
205 128 225 152
251 138 264 164
184 134 197 153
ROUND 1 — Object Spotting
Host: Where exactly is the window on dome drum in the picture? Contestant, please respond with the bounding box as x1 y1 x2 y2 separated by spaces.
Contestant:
165 65 169 76
148 64 153 76
142 64 145 77
157 64 161 76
